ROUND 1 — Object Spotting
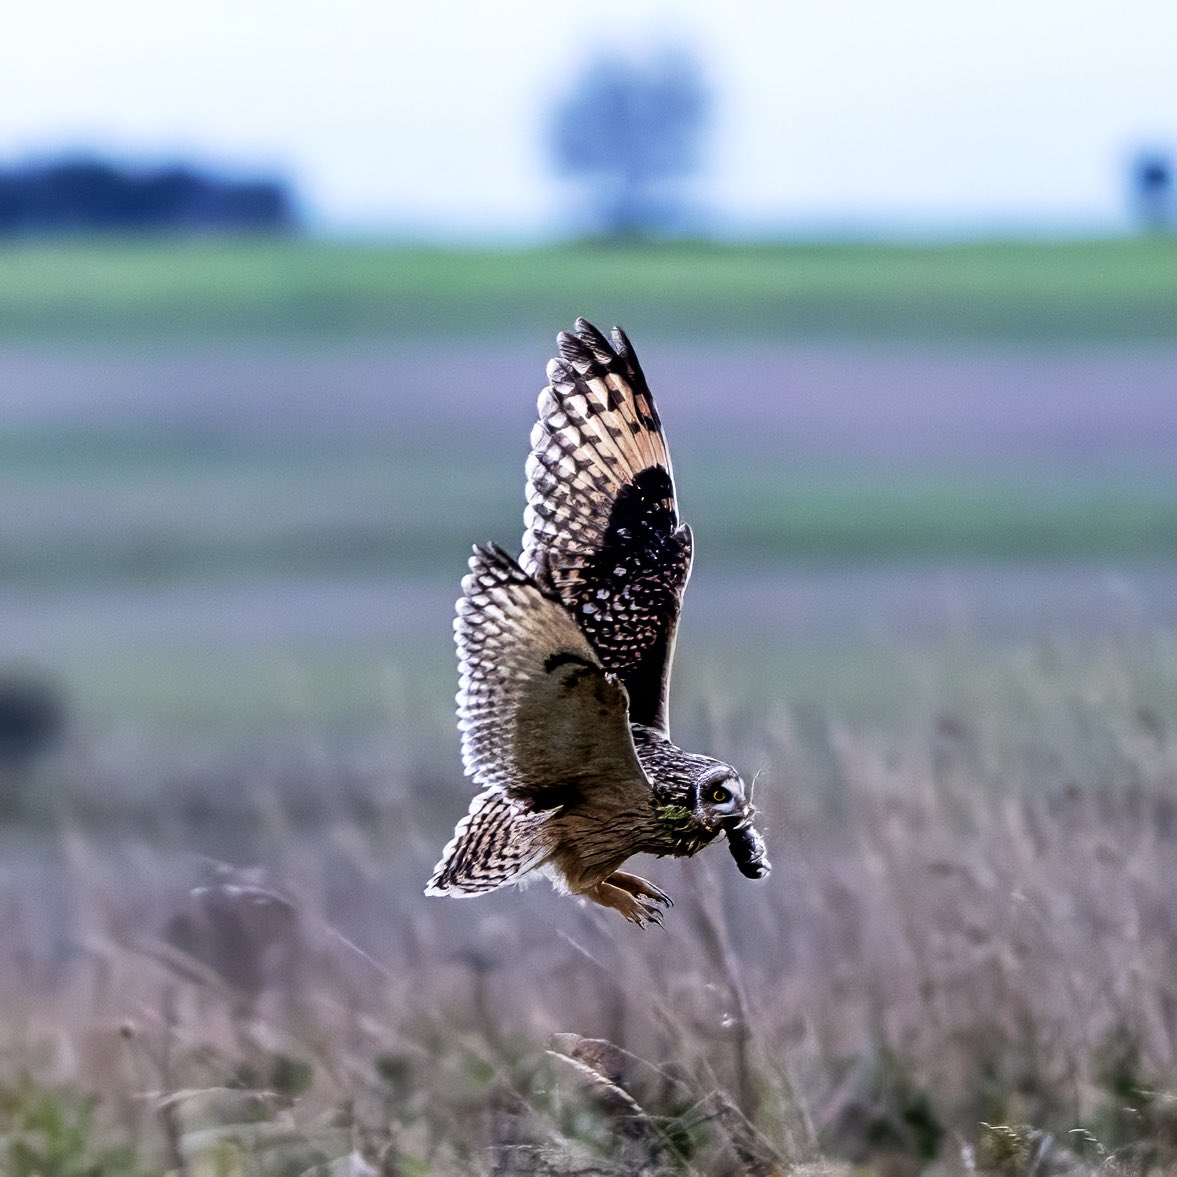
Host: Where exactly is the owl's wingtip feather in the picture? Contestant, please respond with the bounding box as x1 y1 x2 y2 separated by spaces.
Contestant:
610 325 635 365
557 318 628 371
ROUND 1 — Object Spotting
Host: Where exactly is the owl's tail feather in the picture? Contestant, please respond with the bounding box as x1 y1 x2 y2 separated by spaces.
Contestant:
425 788 546 896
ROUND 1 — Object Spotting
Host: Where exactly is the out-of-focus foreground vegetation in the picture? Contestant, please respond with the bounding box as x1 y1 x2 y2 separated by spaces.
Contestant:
3 237 1177 1174
6 644 1177 1175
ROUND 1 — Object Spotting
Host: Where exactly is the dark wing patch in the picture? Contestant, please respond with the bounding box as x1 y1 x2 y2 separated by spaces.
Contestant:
521 318 692 734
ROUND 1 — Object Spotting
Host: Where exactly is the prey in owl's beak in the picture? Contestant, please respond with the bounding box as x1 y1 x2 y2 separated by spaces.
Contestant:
724 813 771 879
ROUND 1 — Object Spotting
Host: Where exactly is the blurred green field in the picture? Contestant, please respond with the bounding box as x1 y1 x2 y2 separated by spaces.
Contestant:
3 235 1177 343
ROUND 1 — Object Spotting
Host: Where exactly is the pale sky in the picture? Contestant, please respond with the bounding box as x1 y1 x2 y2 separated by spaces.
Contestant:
2 0 1175 237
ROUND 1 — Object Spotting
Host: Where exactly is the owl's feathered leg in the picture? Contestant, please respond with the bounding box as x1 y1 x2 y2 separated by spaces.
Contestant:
581 872 671 927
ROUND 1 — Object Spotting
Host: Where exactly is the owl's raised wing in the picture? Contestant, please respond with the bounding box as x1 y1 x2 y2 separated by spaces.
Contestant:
455 543 651 810
521 319 692 736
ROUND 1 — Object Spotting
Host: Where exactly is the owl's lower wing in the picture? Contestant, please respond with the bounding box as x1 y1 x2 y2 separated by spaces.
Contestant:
521 319 692 735
455 543 651 811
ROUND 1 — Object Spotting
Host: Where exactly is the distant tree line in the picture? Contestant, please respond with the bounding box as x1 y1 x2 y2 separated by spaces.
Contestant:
0 156 296 234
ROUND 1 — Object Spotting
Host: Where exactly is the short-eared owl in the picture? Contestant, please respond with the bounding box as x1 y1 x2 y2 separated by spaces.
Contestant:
426 320 769 925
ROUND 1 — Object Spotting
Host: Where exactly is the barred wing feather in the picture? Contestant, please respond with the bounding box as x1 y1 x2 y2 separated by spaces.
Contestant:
521 319 692 735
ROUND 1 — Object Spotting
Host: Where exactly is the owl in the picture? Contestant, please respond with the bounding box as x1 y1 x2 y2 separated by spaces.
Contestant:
425 319 769 925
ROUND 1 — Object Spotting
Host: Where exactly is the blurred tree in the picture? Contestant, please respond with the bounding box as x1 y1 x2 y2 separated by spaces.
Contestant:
549 49 709 238
1129 149 1174 232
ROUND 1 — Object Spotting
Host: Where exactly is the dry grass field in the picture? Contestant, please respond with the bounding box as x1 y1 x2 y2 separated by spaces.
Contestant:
6 635 1177 1175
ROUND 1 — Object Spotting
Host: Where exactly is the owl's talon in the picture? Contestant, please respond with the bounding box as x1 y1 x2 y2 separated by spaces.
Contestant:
583 878 670 925
604 870 673 911
633 907 662 929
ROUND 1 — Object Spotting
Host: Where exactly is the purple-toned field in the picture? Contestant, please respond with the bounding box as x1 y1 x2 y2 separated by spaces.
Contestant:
6 340 1177 457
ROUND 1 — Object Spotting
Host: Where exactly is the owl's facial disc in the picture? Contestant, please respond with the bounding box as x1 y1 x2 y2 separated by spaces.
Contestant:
694 764 747 830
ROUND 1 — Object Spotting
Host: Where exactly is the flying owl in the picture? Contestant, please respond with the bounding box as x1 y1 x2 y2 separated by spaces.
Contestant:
425 319 769 925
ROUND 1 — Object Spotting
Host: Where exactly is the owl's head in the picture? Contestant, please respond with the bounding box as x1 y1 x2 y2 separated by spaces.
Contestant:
692 763 749 830
693 763 771 880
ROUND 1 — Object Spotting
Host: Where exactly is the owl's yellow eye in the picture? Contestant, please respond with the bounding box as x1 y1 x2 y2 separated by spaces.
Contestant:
710 786 730 804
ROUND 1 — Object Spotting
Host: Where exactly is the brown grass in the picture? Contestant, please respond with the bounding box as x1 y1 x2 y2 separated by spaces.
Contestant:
2 636 1177 1175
